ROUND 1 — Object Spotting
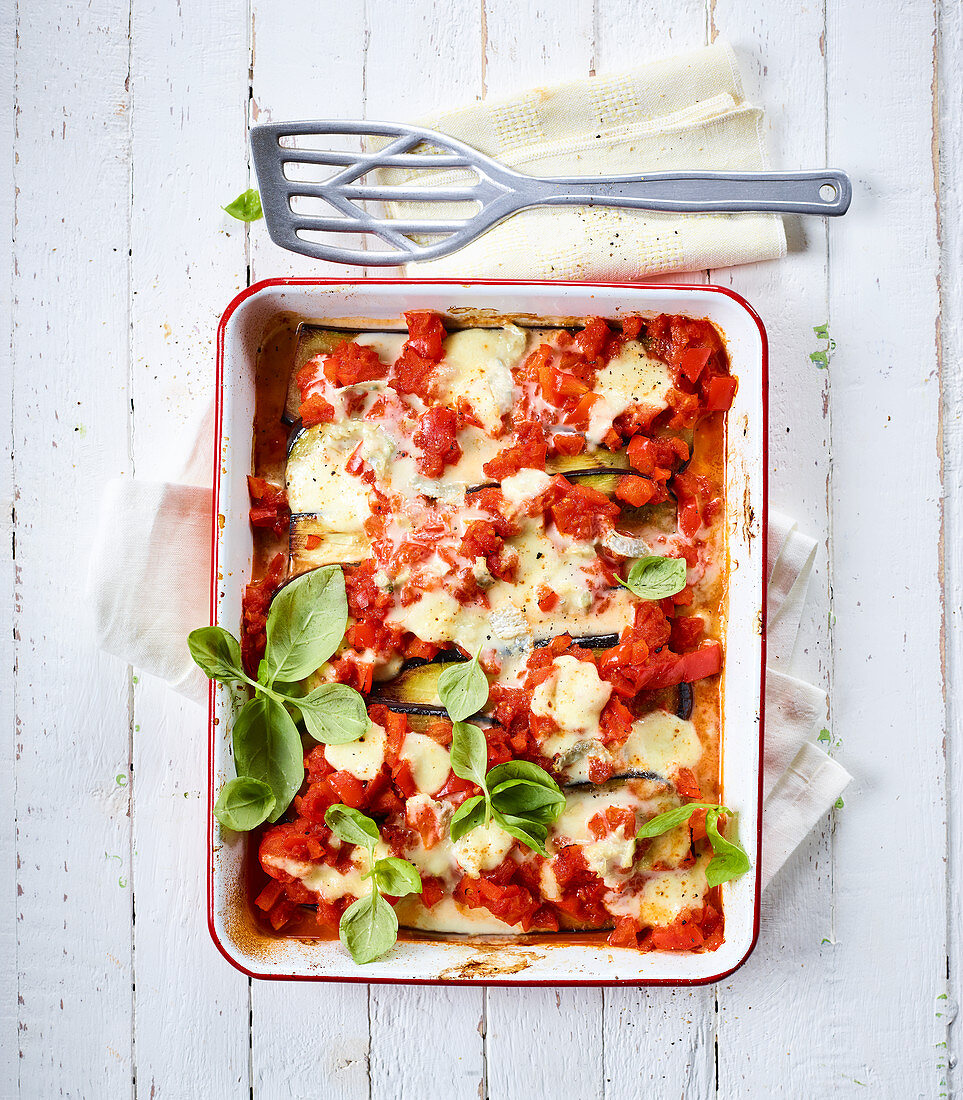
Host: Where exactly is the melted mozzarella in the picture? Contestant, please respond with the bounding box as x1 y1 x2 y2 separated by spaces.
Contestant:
437 327 526 434
384 520 637 654
400 733 451 795
394 894 523 933
531 655 613 743
263 840 390 900
353 330 408 364
323 720 386 781
607 858 710 927
558 709 703 785
587 342 672 444
500 467 554 506
286 422 395 525
452 819 515 877
619 711 703 776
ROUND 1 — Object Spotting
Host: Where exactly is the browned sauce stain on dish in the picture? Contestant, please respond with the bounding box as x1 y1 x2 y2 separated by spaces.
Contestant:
437 952 537 981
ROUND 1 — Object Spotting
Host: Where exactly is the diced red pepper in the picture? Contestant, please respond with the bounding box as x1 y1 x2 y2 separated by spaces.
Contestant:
705 375 738 411
614 475 656 508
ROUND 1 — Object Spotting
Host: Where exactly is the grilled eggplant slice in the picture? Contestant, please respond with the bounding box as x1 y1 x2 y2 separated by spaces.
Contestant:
289 515 371 574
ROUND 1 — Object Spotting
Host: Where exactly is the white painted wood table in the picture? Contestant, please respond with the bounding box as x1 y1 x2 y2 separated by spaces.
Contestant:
3 0 960 1096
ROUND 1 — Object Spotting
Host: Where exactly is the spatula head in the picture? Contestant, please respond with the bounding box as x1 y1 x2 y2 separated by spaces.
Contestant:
250 120 518 266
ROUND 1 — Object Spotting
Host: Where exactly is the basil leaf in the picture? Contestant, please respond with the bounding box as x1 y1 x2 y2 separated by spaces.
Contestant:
449 721 489 789
373 857 422 898
213 776 276 831
486 760 561 794
339 890 399 965
188 626 246 684
299 683 369 745
635 802 715 839
437 650 488 722
490 778 565 821
324 804 380 850
232 695 304 823
223 188 263 222
619 555 688 600
449 795 487 843
705 809 751 888
492 809 549 856
263 566 348 685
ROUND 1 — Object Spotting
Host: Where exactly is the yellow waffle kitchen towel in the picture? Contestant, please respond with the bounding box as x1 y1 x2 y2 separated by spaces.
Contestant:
376 41 787 279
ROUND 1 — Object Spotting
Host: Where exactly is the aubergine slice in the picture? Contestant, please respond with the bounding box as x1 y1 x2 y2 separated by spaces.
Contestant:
289 515 371 574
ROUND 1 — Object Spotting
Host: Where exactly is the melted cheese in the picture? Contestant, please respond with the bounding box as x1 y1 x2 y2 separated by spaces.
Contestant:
607 858 710 927
352 330 408 363
384 521 637 654
531 655 613 745
452 819 515 877
323 720 386 780
286 422 394 526
558 709 703 785
619 711 703 776
437 327 526 434
500 467 554 506
263 840 390 900
394 894 522 933
587 342 672 444
400 733 451 795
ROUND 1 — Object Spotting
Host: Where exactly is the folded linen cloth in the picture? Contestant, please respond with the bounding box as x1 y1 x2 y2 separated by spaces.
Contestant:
375 41 787 280
89 426 850 885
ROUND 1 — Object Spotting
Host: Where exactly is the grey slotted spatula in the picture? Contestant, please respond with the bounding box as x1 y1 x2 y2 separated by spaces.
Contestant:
251 119 851 267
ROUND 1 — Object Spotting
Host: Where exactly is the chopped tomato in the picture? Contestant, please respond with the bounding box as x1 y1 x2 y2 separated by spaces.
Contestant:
648 912 705 951
550 432 586 457
391 311 446 399
240 552 285 676
322 340 388 387
537 585 559 612
674 767 703 800
549 478 620 540
482 420 548 480
614 474 655 508
413 405 462 477
327 771 366 809
298 393 336 427
247 476 290 538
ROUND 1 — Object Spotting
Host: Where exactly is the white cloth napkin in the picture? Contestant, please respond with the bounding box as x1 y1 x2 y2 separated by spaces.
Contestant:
89 433 851 885
374 41 787 280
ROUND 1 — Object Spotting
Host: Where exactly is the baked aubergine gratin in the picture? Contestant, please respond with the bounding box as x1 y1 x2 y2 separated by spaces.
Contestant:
191 309 751 966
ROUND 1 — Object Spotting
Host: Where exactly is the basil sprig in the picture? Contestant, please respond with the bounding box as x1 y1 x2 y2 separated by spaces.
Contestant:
637 803 751 888
190 566 368 831
618 554 688 600
325 805 422 964
436 646 488 722
448 723 565 856
223 188 263 222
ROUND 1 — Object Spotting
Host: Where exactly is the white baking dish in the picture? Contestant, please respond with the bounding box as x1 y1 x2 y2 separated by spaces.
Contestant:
209 278 767 985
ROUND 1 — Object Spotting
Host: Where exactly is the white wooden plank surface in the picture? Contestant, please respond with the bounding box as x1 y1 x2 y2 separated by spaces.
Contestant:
127 0 251 1094
709 1 839 1093
823 0 946 1093
360 6 491 1095
940 0 963 1090
591 5 719 1095
12 2 136 1096
0 3 18 1097
246 5 374 1098
4 0 960 1096
473 6 609 1092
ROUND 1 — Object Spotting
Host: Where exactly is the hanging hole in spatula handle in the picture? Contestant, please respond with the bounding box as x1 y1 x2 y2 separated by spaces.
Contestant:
529 169 853 217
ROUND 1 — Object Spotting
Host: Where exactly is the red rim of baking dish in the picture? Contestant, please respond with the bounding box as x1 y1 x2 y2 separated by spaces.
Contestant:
208 277 769 986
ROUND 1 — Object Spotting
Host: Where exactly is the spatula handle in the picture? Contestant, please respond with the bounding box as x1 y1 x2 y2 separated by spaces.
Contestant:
527 170 852 216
